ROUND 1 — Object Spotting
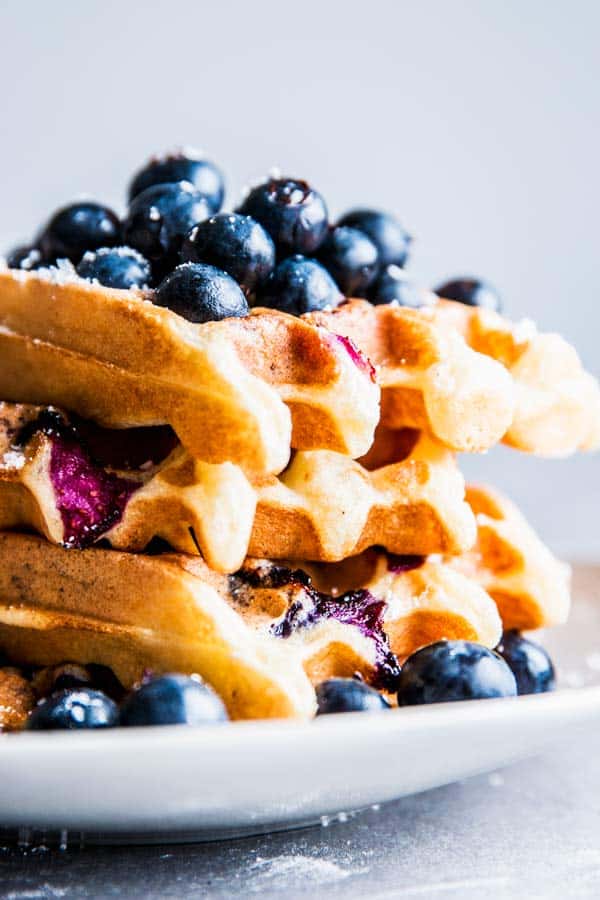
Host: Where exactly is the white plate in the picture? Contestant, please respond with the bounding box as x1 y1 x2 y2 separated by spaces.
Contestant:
0 564 599 843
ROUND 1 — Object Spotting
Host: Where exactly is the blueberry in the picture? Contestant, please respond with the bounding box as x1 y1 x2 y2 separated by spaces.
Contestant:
154 262 249 323
258 255 342 316
237 178 328 255
434 278 501 312
396 640 517 706
5 244 45 271
316 678 390 715
39 202 121 264
119 673 228 726
316 226 378 297
128 150 225 212
369 265 427 308
495 631 555 695
337 209 411 268
26 688 118 730
181 213 275 295
123 182 211 270
76 246 151 290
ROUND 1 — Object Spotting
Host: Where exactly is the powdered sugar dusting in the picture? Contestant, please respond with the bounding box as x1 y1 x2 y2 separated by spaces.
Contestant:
513 317 538 343
246 853 367 890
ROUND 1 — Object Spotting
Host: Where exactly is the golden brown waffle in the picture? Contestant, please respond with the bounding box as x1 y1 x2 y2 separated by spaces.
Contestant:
0 269 379 473
0 533 503 718
0 404 476 571
428 298 600 456
0 668 35 731
306 299 515 452
450 484 571 630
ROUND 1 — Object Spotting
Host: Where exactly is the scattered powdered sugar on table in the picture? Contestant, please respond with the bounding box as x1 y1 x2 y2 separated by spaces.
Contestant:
246 853 367 890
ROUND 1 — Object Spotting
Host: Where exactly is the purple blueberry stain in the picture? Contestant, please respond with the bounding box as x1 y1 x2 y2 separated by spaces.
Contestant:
49 434 139 548
329 332 377 383
238 566 401 691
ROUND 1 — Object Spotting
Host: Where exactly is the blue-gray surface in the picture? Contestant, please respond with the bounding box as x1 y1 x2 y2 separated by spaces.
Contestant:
1 728 599 900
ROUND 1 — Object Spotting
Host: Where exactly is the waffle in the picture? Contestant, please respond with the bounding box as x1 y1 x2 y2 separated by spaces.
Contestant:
0 268 379 473
0 533 503 718
0 404 476 571
427 298 600 456
450 485 571 630
306 299 515 452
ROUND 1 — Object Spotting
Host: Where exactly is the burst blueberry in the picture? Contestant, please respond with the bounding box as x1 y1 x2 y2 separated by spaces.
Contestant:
154 262 249 323
337 208 411 268
316 678 390 715
237 178 328 255
396 640 517 706
181 213 275 295
39 202 121 264
317 226 378 297
258 255 342 316
119 673 228 726
128 150 225 213
435 277 501 312
76 247 151 290
26 688 118 730
123 182 211 270
369 265 428 308
495 631 555 695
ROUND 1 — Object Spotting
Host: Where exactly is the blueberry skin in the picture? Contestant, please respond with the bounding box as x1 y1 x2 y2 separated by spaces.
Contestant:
123 182 211 269
26 688 118 730
397 640 517 706
337 209 411 268
154 262 249 323
316 678 390 715
316 226 379 297
128 151 225 212
495 631 556 695
237 178 329 255
119 674 228 727
258 255 342 316
77 246 151 290
435 278 501 312
369 265 427 308
5 244 45 270
39 202 121 264
181 213 275 295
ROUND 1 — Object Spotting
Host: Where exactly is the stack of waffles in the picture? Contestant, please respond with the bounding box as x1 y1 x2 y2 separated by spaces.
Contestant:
0 266 598 721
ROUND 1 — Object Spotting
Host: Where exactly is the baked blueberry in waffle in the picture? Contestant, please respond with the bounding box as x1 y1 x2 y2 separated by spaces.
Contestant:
0 146 595 728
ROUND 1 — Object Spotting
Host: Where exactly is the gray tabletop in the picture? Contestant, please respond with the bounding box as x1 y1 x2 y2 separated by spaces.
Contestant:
1 722 599 900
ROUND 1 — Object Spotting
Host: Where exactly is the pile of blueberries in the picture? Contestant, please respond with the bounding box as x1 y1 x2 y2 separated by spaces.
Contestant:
6 148 501 323
21 631 554 729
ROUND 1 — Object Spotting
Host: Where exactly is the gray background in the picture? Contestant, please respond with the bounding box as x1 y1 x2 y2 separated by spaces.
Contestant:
0 0 598 557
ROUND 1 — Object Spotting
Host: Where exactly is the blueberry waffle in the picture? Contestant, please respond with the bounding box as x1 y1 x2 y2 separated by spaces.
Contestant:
0 149 592 727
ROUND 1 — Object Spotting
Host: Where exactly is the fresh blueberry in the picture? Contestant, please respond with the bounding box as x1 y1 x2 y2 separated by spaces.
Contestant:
5 244 45 271
119 673 228 726
337 209 411 268
181 213 275 295
39 202 121 264
76 246 151 290
316 678 390 715
316 226 378 297
237 178 328 255
154 262 249 323
34 663 125 701
396 640 517 706
434 278 501 312
495 631 556 695
369 265 427 308
26 688 118 730
128 150 225 212
123 182 211 270
258 255 342 316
